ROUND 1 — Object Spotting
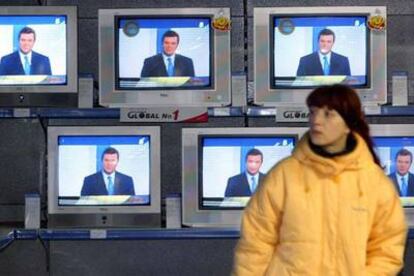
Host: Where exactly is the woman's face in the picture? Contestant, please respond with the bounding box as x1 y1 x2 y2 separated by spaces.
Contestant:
309 106 350 153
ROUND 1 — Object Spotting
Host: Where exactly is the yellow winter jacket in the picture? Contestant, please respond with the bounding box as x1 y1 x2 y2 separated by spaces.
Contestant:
233 132 407 276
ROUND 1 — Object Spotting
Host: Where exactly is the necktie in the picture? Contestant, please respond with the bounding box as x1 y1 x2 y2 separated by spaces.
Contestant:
401 177 408 197
323 56 329 76
107 176 114 195
251 176 257 193
24 55 30 75
167 57 174 77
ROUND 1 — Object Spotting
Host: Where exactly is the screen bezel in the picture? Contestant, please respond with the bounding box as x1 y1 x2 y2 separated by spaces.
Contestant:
370 124 414 228
99 8 231 107
254 6 386 107
0 6 78 107
48 126 161 215
182 127 308 228
198 134 298 210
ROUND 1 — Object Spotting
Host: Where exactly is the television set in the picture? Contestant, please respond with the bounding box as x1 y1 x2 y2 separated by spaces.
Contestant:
254 6 386 107
182 127 308 228
48 126 161 228
0 6 78 107
370 124 414 228
99 8 231 107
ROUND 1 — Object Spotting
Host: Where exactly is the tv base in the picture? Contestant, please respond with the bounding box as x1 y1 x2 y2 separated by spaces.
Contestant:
48 213 161 228
0 93 78 108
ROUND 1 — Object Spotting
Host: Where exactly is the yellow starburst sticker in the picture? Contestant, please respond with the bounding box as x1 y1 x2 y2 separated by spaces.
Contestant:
368 15 386 31
213 15 231 31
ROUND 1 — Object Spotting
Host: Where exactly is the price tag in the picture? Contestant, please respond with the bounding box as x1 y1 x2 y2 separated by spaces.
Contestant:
213 107 231 116
364 105 381 115
13 108 30 118
90 229 107 239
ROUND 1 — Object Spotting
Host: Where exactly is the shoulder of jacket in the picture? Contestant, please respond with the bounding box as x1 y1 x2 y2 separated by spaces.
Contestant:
267 156 299 176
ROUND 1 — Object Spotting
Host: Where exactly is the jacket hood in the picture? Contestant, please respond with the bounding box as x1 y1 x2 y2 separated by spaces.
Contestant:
293 132 375 177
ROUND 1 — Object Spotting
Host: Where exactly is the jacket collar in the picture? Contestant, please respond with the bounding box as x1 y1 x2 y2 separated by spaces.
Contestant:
292 131 374 177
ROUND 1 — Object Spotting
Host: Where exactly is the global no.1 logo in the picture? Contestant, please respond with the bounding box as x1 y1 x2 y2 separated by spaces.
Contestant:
127 109 180 120
282 110 309 119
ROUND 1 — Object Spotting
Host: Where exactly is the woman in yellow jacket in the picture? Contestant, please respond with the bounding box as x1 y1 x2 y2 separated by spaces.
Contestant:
233 84 407 275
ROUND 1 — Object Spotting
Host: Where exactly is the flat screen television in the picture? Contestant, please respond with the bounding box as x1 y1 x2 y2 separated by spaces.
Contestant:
370 124 414 228
99 8 231 107
48 126 161 228
0 6 78 107
254 6 386 107
182 127 308 228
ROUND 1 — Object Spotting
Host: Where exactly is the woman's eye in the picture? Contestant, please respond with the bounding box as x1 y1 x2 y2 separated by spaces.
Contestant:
326 110 336 118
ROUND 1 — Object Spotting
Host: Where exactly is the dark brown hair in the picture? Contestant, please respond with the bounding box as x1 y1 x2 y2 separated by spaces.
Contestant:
318 28 335 42
395 148 413 163
18 26 36 40
101 147 119 160
162 30 180 44
306 84 381 166
245 148 263 162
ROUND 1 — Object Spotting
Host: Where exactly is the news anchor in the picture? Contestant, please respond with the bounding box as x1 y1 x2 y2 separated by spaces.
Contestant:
0 26 52 76
388 148 414 197
140 30 195 77
81 147 135 196
224 148 266 197
296 28 351 76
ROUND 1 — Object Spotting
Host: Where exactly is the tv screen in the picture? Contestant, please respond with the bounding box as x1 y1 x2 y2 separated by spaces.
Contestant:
99 8 231 107
370 124 414 227
200 136 296 209
48 126 161 228
254 6 386 107
0 6 77 107
272 15 368 88
57 135 151 206
182 127 308 228
0 15 68 85
372 137 414 207
117 17 212 90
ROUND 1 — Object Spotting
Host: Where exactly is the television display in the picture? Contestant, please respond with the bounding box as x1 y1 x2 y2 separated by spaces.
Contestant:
370 124 414 227
0 6 78 107
182 127 308 228
273 16 368 88
48 126 161 228
201 136 295 209
254 6 386 107
99 8 231 107
117 17 211 90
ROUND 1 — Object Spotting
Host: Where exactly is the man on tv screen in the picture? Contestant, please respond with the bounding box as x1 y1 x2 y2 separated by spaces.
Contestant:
140 30 195 78
388 148 414 197
224 148 266 197
0 26 52 76
296 28 351 76
81 147 135 196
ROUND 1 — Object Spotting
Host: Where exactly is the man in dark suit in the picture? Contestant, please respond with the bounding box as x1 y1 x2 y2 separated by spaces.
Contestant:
140 30 195 77
81 147 135 196
296 28 350 76
388 148 414 197
0 26 52 76
224 148 266 197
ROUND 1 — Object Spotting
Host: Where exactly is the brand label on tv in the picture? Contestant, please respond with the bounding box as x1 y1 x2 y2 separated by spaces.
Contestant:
276 106 310 122
120 107 208 123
